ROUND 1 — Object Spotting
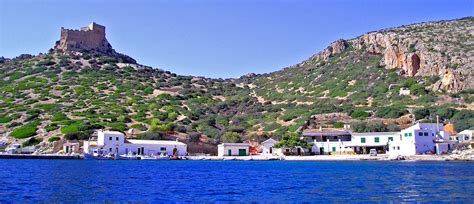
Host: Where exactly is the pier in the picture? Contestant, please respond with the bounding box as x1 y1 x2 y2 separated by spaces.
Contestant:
0 154 83 160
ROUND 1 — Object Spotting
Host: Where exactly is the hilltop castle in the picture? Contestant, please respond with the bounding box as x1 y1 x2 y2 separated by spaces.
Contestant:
54 22 115 54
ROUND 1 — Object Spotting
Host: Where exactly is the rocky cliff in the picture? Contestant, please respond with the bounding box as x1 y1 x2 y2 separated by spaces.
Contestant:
298 17 473 93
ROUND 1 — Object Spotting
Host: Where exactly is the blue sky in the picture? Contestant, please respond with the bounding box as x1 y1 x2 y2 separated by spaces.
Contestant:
0 0 472 78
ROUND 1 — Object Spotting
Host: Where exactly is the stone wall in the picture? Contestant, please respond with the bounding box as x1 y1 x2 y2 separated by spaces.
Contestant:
55 22 114 54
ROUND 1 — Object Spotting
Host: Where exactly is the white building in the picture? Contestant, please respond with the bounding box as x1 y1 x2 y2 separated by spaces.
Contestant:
350 132 400 154
261 138 279 156
456 130 474 149
456 130 473 143
302 129 400 155
389 123 451 156
63 142 80 154
217 143 250 157
399 88 411 96
303 129 352 155
83 130 187 156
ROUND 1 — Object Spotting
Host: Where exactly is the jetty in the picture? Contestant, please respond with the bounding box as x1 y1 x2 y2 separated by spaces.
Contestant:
0 154 83 160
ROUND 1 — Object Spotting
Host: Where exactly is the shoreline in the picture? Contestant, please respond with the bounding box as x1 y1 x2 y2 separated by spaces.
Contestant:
0 153 471 161
186 154 474 161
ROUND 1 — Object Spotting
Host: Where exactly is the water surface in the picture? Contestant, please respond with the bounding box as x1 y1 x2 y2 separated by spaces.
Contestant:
0 160 472 202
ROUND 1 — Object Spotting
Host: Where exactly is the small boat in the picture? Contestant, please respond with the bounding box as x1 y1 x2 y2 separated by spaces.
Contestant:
170 155 182 160
116 152 140 160
139 152 170 160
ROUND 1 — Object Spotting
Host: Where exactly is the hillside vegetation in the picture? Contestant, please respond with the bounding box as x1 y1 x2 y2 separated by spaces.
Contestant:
0 17 473 153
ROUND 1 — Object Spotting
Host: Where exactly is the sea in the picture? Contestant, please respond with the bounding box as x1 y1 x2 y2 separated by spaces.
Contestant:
0 159 473 203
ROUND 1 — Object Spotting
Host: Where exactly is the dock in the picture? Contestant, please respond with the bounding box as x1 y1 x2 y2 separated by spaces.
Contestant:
0 154 83 160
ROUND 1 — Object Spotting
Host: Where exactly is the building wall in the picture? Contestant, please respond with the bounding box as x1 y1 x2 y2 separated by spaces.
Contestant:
351 133 400 147
56 23 110 52
389 123 451 156
311 141 352 154
217 145 249 156
85 131 187 156
261 139 278 155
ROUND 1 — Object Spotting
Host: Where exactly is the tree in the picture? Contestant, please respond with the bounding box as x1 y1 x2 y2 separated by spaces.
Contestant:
222 132 241 143
274 132 311 150
186 132 201 143
413 108 430 120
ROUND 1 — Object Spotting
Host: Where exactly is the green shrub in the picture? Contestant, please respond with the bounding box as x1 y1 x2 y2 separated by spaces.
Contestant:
61 124 81 134
48 136 61 142
413 108 430 120
11 121 40 139
22 137 42 147
222 132 241 143
333 122 344 128
36 60 55 66
351 110 369 119
0 117 12 123
45 124 59 132
137 132 165 140
51 112 69 121
130 123 147 131
375 106 407 118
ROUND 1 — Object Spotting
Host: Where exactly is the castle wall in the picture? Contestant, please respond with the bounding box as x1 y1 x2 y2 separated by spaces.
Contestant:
55 23 110 52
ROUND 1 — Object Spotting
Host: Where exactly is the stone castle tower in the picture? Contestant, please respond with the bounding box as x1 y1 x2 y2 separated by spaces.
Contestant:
54 22 115 53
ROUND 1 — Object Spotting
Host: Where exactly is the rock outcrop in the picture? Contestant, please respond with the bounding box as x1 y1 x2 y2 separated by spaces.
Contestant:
349 17 473 93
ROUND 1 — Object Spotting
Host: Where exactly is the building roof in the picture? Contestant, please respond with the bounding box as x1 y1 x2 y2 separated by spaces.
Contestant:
351 132 400 136
127 139 186 146
101 130 125 135
262 138 279 144
63 142 80 146
218 143 250 147
303 129 351 137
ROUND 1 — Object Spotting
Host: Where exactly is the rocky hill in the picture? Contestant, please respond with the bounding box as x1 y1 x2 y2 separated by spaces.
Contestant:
0 18 473 153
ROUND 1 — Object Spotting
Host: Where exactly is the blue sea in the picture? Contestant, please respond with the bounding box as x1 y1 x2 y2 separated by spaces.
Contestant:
0 160 473 203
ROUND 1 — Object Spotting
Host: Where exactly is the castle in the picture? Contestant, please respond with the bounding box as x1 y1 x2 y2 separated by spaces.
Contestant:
54 22 115 54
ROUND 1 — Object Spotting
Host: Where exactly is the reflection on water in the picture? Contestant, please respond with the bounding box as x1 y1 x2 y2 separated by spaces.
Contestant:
0 160 473 202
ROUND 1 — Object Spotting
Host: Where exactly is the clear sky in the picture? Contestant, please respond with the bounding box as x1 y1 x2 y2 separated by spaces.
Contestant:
0 0 472 78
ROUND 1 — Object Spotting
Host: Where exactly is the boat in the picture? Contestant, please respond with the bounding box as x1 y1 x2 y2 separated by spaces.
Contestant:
116 152 140 160
170 155 182 160
83 153 113 160
139 152 171 160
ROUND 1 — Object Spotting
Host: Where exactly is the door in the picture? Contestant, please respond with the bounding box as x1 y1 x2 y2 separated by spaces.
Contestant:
238 149 246 156
297 148 301 155
269 147 273 154
320 147 324 155
115 148 118 154
228 149 232 156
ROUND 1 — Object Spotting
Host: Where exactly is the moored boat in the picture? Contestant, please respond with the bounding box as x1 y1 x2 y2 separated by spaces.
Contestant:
84 153 113 160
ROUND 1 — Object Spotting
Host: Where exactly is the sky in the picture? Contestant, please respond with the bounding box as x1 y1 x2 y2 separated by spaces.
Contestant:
0 0 472 78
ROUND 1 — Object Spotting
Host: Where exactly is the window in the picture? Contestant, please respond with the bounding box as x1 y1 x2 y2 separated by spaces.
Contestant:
160 147 166 151
116 137 119 141
397 147 400 150
361 138 366 143
388 137 393 141
404 133 409 137
109 137 112 140
332 147 336 152
408 133 412 137
423 132 428 136
109 148 112 152
418 132 423 136
375 137 380 143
